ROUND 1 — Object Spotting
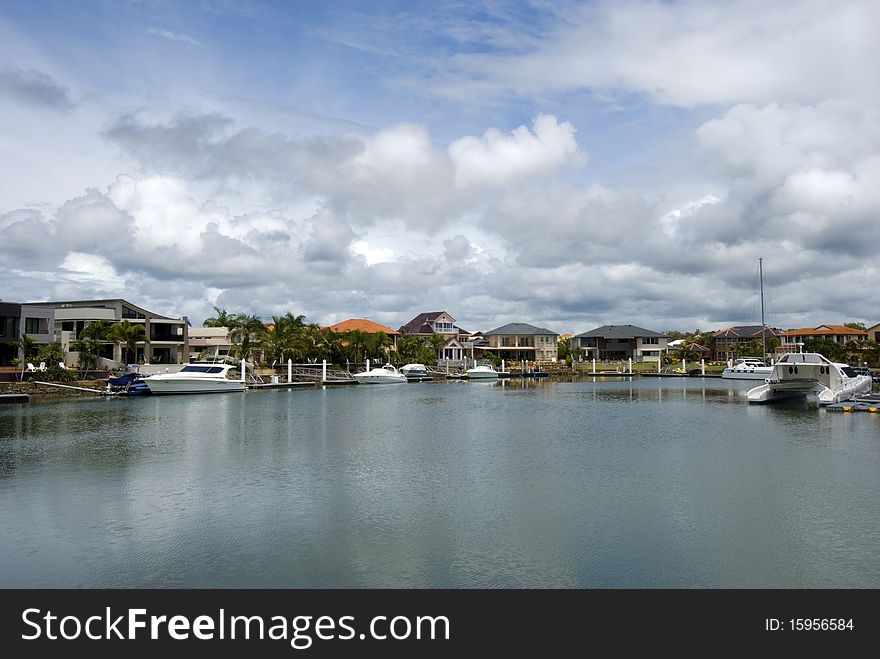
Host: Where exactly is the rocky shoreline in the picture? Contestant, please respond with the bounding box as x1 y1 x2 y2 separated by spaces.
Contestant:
1 380 107 399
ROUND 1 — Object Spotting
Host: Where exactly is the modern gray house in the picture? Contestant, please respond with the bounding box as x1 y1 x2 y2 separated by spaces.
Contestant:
0 300 55 365
573 324 668 362
26 298 190 364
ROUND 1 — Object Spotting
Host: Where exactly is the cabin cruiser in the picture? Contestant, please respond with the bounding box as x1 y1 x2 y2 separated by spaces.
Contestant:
400 364 431 382
746 352 872 404
465 364 499 379
353 363 408 384
144 363 246 395
721 358 774 380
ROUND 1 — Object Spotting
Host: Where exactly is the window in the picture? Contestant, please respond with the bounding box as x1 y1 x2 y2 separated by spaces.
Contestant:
501 337 511 347
433 322 453 333
642 337 659 345
0 316 17 338
25 318 47 334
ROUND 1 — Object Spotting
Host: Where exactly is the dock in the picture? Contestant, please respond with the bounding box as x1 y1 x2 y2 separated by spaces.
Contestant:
825 394 880 413
0 393 29 404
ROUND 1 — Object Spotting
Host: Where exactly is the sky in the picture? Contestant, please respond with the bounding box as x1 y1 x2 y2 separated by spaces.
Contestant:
1 0 879 334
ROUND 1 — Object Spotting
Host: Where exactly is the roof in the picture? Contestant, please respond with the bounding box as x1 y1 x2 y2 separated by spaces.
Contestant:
575 324 667 339
399 311 466 335
781 325 867 337
484 322 559 336
324 318 399 335
713 325 780 339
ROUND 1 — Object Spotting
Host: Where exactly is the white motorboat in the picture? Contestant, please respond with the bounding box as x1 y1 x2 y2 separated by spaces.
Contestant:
353 363 408 384
465 364 499 379
721 358 774 380
747 352 872 404
144 363 246 395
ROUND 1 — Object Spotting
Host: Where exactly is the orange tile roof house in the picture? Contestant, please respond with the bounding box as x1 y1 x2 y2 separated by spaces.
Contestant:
324 318 399 350
325 319 399 335
778 324 868 353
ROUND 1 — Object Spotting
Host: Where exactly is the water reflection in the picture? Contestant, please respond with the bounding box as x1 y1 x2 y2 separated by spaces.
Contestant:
1 379 878 587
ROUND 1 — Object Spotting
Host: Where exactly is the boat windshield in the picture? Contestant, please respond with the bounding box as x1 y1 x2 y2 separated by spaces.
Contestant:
180 365 226 374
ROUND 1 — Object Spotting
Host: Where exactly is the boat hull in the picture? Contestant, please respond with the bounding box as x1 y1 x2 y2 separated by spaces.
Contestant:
353 374 407 384
721 368 773 380
145 379 246 395
465 371 498 379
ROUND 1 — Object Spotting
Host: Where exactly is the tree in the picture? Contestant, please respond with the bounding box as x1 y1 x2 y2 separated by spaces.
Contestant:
557 336 573 364
109 320 148 364
228 313 264 367
803 338 848 363
12 334 38 379
396 334 423 361
36 342 75 382
73 320 113 373
844 322 867 331
203 306 233 328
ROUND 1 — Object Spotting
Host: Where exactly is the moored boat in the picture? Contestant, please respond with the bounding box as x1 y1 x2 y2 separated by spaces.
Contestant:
721 358 774 380
747 352 872 404
353 364 408 384
465 364 499 379
144 363 246 395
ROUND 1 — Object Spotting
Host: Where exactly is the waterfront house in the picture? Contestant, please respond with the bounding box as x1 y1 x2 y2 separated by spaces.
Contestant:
0 300 55 365
868 322 880 343
712 325 781 361
324 318 400 352
188 326 234 362
482 323 559 362
27 298 189 365
398 311 472 361
573 325 668 362
777 325 868 354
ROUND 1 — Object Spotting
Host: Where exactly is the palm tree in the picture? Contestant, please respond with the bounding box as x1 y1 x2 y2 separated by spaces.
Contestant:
108 320 148 364
228 313 264 368
344 329 371 365
13 334 38 380
203 306 233 328
73 320 113 374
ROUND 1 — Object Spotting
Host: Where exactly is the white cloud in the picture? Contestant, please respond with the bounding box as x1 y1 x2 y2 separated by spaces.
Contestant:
146 27 203 47
430 0 880 108
449 114 584 187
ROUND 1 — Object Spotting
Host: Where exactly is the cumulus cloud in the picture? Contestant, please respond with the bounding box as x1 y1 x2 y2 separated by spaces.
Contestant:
449 114 584 187
0 68 73 110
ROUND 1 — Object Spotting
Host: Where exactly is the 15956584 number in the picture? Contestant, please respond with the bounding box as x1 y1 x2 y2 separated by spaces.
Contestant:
790 619 853 631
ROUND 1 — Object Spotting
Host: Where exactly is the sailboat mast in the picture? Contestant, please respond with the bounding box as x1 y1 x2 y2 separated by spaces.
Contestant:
759 257 766 360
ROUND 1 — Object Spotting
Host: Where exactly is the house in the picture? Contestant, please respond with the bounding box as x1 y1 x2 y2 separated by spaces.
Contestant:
482 323 559 362
777 325 868 353
868 323 880 343
712 325 781 361
0 300 55 365
398 311 472 361
188 327 234 362
324 318 400 352
27 298 189 364
573 325 668 362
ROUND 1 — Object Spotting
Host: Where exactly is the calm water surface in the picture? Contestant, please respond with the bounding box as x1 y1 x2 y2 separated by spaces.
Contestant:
1 377 878 588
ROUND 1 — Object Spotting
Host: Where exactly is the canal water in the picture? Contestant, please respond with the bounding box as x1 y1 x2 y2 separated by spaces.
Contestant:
1 377 878 588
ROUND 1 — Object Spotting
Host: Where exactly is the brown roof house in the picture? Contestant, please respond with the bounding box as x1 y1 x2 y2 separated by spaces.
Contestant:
398 311 472 362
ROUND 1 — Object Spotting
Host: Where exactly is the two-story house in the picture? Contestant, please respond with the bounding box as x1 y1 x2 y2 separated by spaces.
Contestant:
27 298 189 364
777 325 868 354
398 311 472 361
482 323 559 362
573 325 668 362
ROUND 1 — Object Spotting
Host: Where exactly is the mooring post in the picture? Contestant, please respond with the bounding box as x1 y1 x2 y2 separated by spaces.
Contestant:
288 359 292 383
322 359 327 383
